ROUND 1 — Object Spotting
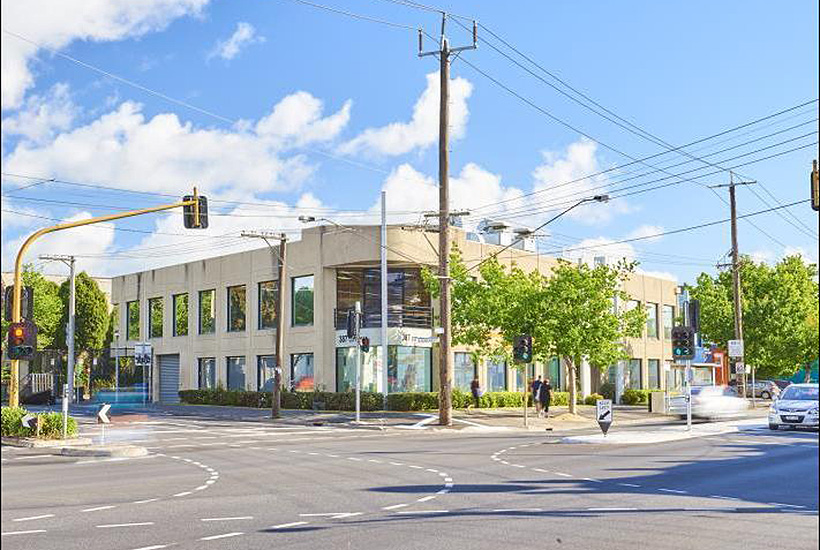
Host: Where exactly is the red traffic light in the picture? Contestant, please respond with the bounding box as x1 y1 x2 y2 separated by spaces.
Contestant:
7 320 37 360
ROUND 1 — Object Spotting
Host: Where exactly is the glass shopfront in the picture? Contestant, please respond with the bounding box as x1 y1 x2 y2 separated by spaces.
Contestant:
336 346 381 393
335 344 431 393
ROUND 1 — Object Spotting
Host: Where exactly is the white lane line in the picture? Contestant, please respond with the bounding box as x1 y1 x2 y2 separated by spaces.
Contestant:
511 464 526 469
709 495 741 501
2 529 47 536
658 488 688 494
200 516 254 522
347 457 362 462
492 508 543 513
299 512 362 518
269 522 308 530
382 503 408 510
368 459 382 463
583 478 602 483
768 502 806 509
194 485 208 491
130 545 170 550
95 521 154 529
618 483 641 488
554 472 573 478
587 507 638 512
133 498 160 504
13 454 52 460
425 468 439 473
389 461 404 466
200 532 244 540
173 491 192 497
205 480 216 484
443 477 453 482
395 510 449 515
532 468 549 473
417 496 436 502
82 505 117 512
12 514 55 522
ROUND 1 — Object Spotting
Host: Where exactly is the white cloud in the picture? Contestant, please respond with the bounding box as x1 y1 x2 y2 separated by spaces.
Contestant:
207 22 264 61
750 249 774 264
1 83 77 145
560 236 638 266
531 138 626 225
2 91 352 200
339 71 472 157
627 224 664 243
1 0 210 109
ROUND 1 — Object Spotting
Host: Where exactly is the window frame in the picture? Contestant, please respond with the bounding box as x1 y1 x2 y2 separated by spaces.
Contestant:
172 293 189 337
148 296 163 339
126 300 140 341
646 302 659 339
290 353 315 392
226 356 247 390
662 305 675 340
226 284 247 333
291 275 315 327
258 280 278 330
198 289 216 335
198 357 216 389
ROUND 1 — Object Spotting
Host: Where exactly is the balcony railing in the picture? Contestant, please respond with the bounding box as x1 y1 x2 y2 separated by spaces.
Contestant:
334 305 433 330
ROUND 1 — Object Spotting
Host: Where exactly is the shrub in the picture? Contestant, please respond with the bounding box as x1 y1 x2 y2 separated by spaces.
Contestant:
1 407 77 439
2 406 28 437
550 391 570 406
37 412 77 439
599 382 615 401
621 389 652 405
584 393 604 406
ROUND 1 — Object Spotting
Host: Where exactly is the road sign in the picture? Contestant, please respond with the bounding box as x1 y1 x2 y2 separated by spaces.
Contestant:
97 403 111 424
134 342 153 367
596 399 613 435
728 339 744 358
735 362 746 374
21 414 38 429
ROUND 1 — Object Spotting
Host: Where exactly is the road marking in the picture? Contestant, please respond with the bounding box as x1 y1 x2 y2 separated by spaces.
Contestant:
618 483 641 488
133 498 160 504
443 477 453 482
200 532 244 540
395 510 449 515
269 522 308 529
194 485 208 491
382 503 408 510
347 457 362 461
389 461 404 466
206 480 216 484
82 505 117 512
512 464 526 468
13 454 52 460
768 502 805 509
533 468 549 473
97 522 155 528
368 458 382 463
200 516 254 522
2 529 47 536
12 514 54 522
554 472 572 477
587 507 638 512
709 495 741 501
417 495 436 502
408 465 423 469
173 491 192 497
659 488 688 494
299 512 361 519
583 478 602 483
130 545 170 550
493 508 543 513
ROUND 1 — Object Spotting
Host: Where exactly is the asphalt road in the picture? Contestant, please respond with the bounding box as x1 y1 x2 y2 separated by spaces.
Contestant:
2 411 817 550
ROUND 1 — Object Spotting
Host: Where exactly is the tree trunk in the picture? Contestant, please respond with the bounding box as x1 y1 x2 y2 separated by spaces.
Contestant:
568 358 577 415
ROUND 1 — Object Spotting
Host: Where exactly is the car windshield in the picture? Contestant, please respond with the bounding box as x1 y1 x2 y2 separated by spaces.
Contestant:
780 386 819 401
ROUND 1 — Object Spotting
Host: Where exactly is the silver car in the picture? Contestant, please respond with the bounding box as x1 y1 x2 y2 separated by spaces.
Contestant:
768 383 819 430
669 385 749 420
746 380 781 400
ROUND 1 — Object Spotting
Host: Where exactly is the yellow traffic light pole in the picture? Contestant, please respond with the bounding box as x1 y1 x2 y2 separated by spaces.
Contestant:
7 188 201 407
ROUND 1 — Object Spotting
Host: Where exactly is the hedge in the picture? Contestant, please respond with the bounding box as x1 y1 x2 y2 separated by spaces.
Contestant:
1 406 77 439
621 388 653 405
584 393 604 406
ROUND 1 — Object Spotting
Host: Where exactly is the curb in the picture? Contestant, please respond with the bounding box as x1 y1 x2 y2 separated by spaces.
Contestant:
60 444 149 458
1 436 92 448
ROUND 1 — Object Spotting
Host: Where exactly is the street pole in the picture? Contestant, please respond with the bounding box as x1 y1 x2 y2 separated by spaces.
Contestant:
380 191 389 410
685 358 692 431
40 255 76 403
419 15 476 427
355 300 362 423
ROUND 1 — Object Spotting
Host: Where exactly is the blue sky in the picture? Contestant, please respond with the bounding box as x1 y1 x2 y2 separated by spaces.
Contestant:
1 0 817 282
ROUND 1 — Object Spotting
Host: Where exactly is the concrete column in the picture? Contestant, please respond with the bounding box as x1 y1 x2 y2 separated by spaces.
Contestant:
580 357 592 397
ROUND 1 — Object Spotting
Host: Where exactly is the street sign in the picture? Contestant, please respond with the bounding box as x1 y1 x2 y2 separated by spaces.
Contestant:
21 414 38 429
735 362 746 374
134 342 153 367
728 339 744 358
596 399 613 435
97 403 111 424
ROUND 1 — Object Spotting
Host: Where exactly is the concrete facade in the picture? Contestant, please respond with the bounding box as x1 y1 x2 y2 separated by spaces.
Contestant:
110 225 678 402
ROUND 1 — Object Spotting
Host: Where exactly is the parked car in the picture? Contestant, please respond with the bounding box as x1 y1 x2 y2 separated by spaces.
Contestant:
773 379 792 391
768 383 819 430
748 380 781 400
668 385 749 420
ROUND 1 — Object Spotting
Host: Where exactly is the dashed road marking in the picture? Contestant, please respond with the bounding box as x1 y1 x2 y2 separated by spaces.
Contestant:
97 522 155 528
493 508 543 513
2 529 47 536
659 488 688 494
200 516 254 522
133 498 160 504
382 503 409 510
618 483 641 488
130 545 170 550
173 491 192 497
82 505 117 513
12 514 54 522
200 532 244 541
417 495 436 502
269 521 308 530
395 510 449 515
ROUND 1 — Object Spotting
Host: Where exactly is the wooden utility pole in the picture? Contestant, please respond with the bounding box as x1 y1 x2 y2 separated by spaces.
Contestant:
419 15 476 427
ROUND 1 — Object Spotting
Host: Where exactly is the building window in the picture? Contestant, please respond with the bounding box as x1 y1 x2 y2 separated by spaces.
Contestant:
227 285 246 332
199 289 215 334
292 275 314 326
172 293 188 336
628 359 642 389
336 268 431 329
646 303 659 339
547 357 561 391
388 346 431 393
487 358 507 392
226 356 246 390
291 353 314 391
126 300 140 340
198 357 216 389
148 297 163 338
662 305 674 340
454 352 476 391
335 347 381 393
258 281 278 330
257 355 276 392
648 359 661 389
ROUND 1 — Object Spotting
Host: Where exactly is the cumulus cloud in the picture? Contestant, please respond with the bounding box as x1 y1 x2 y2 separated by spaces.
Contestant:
207 22 264 61
531 138 626 225
1 83 78 146
627 224 664 243
339 72 472 157
2 91 352 200
1 0 210 109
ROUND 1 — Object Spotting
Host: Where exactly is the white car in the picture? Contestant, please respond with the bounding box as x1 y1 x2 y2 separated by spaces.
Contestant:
668 385 749 420
768 383 819 430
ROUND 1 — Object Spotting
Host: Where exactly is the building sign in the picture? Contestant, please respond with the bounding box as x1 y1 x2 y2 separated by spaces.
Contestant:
335 327 436 348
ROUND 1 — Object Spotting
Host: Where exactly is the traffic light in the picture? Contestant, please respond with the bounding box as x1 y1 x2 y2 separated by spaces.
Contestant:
183 193 209 229
360 336 370 353
671 326 695 360
811 159 819 212
513 334 533 364
688 299 700 333
7 320 36 360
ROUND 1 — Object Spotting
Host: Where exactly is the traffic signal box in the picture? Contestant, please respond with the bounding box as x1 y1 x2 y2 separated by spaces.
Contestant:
183 194 209 229
513 334 533 364
671 326 695 360
7 320 37 360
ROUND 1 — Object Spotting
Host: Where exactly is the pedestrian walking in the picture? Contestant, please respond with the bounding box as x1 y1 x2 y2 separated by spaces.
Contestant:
540 377 552 417
470 377 482 409
531 375 543 415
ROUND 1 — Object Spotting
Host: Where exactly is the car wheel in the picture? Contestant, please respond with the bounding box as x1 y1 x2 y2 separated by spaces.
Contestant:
761 391 771 400
768 423 779 430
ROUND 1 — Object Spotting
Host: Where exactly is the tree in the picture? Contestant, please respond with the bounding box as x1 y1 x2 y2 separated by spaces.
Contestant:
691 255 819 380
542 260 646 414
1 265 64 350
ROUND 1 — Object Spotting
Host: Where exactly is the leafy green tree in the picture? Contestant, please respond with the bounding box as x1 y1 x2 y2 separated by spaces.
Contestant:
1 265 64 350
542 260 646 414
692 255 819 379
56 272 109 350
